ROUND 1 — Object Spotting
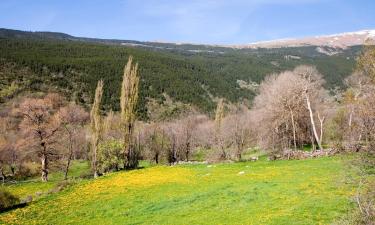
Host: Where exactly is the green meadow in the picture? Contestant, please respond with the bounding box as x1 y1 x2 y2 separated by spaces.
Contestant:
1 157 355 225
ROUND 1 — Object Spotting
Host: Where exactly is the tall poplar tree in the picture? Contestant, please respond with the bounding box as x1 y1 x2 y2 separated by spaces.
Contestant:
121 56 140 169
90 80 104 178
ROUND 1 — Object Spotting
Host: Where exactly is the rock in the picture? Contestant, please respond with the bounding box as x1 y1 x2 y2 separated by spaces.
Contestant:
20 195 32 204
250 156 258 161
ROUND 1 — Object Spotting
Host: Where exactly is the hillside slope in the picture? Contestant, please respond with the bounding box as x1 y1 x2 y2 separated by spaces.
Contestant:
0 28 360 118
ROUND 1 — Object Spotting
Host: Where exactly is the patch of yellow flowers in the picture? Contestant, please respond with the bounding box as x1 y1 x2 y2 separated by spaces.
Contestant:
0 166 194 225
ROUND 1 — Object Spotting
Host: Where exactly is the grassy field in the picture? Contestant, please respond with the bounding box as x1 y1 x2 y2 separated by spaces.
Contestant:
1 161 90 201
0 157 355 225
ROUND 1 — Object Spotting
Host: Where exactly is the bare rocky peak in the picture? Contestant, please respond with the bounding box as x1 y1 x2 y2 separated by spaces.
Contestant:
231 30 375 49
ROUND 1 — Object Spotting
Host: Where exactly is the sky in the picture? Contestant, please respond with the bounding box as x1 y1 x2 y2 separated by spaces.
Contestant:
1 0 375 44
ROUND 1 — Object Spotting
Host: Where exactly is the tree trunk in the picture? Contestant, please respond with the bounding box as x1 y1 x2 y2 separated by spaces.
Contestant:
64 156 72 180
64 130 74 180
155 152 159 164
41 154 48 182
317 113 325 145
124 124 138 169
349 108 353 128
237 144 242 161
64 147 73 180
11 152 16 176
311 134 316 151
185 143 190 162
305 92 323 151
289 108 297 151
92 134 99 178
220 144 227 160
123 123 131 168
0 166 5 184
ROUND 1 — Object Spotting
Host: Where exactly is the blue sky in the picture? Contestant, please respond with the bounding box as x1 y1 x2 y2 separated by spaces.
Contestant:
1 0 375 44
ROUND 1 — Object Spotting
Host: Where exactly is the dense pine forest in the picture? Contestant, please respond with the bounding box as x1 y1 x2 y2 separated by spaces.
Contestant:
0 28 358 119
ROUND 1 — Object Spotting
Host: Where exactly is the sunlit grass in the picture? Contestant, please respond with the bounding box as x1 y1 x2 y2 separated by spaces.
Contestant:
0 156 355 225
2 161 90 200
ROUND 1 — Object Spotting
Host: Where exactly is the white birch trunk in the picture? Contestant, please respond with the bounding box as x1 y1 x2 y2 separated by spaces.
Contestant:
305 92 323 151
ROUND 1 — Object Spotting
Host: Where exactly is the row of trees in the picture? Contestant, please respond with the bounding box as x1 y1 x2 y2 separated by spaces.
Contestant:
89 56 140 177
0 56 142 181
94 108 254 168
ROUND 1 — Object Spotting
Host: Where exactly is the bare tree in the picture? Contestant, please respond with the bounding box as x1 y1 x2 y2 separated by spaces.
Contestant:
178 114 202 161
103 110 122 140
215 99 227 159
145 123 168 164
343 72 372 147
164 122 180 165
18 96 61 181
224 107 253 160
294 66 327 151
253 66 328 155
253 72 304 154
56 103 89 180
0 140 17 183
193 115 214 154
0 112 20 180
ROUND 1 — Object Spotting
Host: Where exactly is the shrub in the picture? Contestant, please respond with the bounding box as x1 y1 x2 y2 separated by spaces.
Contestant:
0 189 19 211
97 139 124 173
14 163 40 180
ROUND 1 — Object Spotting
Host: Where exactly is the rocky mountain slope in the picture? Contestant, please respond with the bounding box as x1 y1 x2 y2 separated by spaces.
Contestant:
233 30 375 49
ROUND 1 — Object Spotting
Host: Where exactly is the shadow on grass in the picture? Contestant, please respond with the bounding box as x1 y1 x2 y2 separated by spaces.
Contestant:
0 202 28 213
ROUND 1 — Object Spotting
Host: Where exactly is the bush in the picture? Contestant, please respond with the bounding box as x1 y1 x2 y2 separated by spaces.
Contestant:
14 163 40 180
97 139 124 173
0 189 19 211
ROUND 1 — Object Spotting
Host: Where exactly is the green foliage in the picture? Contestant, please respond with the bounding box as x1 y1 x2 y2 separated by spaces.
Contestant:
97 140 124 173
0 188 19 211
0 82 20 101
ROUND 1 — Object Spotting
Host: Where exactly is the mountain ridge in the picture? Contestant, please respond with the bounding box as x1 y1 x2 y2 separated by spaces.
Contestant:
1 27 374 50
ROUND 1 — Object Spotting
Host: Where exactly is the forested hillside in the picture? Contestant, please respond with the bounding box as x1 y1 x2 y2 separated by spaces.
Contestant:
0 28 358 119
